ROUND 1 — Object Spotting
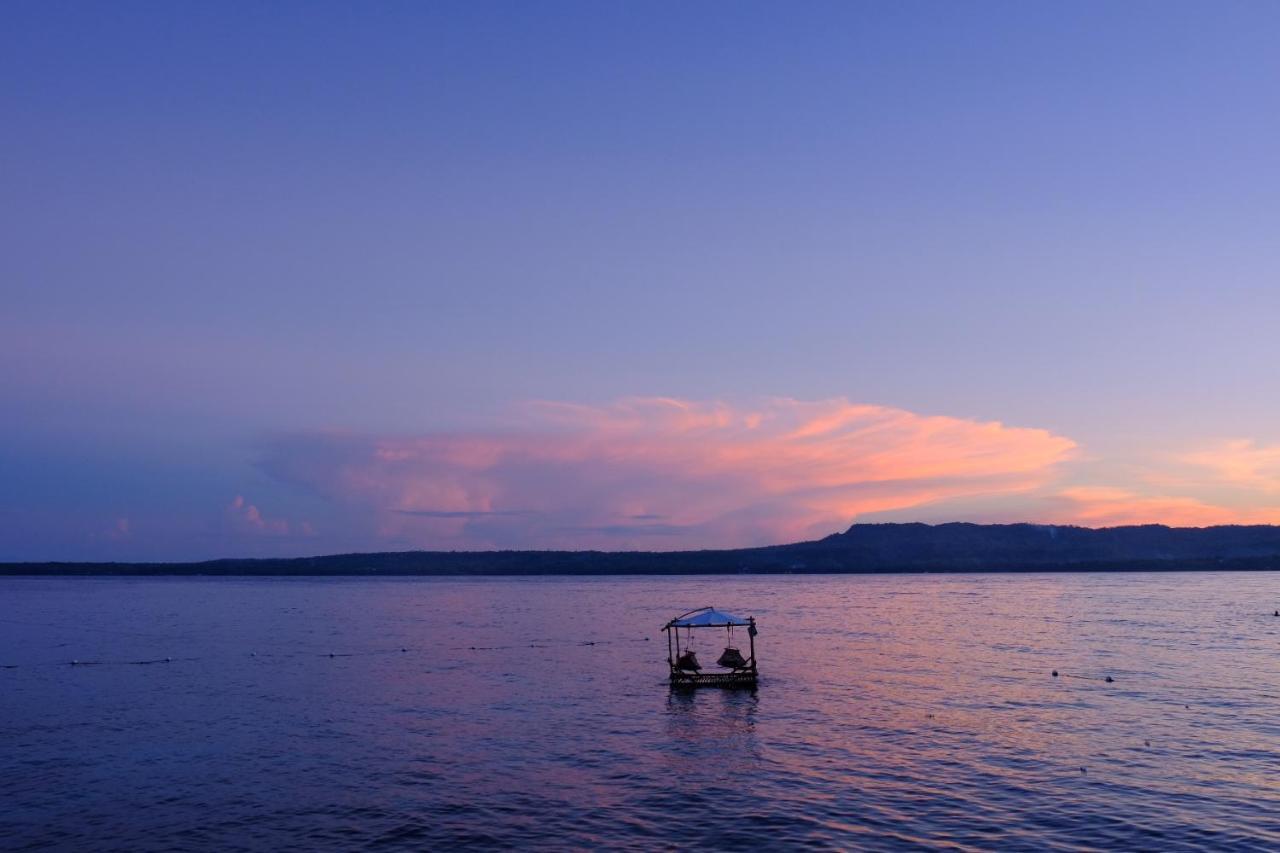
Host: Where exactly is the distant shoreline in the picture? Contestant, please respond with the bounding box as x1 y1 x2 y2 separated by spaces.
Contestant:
3 562 1280 578
7 522 1280 576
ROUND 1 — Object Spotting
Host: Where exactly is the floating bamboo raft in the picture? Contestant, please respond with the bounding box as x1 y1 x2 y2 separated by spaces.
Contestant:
663 606 758 689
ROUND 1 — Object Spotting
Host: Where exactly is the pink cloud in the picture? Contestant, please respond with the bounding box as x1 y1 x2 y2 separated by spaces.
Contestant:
259 397 1078 549
226 495 293 536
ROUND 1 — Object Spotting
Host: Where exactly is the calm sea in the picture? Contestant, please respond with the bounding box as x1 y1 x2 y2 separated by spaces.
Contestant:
3 573 1279 851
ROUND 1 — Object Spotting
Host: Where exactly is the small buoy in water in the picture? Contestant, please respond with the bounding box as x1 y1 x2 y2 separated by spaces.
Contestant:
401 648 407 653
328 653 335 658
1052 670 1059 677
1105 676 1114 683
70 659 78 666
250 652 256 657
1274 610 1278 617
1080 767 1087 774
1144 740 1150 747
165 657 171 663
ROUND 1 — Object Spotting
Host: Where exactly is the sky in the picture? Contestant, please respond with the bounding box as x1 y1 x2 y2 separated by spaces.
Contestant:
4 1 1280 560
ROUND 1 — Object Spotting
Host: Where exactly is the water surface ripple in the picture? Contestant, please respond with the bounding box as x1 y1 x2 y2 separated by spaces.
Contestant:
3 573 1280 850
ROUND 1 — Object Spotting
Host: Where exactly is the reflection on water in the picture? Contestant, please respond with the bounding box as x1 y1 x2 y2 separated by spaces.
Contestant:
665 688 759 755
3 573 1280 849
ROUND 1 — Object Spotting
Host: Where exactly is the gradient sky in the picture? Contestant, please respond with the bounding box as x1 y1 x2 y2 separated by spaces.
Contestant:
4 1 1280 560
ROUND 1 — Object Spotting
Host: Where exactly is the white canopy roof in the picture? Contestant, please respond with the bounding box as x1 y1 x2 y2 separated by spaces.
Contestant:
666 607 752 628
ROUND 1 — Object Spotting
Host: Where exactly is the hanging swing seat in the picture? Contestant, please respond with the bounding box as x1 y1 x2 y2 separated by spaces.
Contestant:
716 647 748 669
663 607 758 688
675 650 702 672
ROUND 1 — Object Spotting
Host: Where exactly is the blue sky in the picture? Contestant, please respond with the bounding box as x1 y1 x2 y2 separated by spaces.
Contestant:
4 2 1280 559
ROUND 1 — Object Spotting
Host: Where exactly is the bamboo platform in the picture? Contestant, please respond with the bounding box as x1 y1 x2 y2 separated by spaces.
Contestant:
669 668 758 689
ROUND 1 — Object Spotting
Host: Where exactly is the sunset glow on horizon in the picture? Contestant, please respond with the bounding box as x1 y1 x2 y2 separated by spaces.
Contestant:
11 393 1280 560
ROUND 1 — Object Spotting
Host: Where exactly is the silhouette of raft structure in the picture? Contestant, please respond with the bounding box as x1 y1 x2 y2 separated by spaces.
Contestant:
663 607 758 688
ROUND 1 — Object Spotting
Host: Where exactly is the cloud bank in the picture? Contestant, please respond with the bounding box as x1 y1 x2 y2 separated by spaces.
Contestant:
258 397 1078 549
16 398 1280 560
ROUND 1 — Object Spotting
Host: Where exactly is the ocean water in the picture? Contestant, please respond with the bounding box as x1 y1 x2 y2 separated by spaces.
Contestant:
3 573 1279 851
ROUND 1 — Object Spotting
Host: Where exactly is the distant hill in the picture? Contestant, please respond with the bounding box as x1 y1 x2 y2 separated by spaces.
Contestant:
7 522 1280 575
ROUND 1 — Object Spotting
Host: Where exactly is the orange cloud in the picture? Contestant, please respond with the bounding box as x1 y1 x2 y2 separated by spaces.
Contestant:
260 397 1077 549
1028 439 1280 528
1051 486 1280 527
1181 439 1280 492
